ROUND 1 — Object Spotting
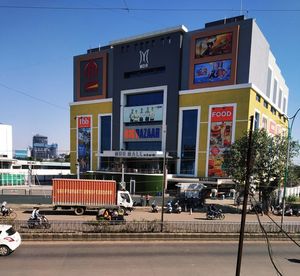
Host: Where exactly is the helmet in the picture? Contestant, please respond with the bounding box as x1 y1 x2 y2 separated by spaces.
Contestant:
2 201 7 206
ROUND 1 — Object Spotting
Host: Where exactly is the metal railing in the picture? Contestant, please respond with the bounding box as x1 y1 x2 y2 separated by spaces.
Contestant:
4 220 300 234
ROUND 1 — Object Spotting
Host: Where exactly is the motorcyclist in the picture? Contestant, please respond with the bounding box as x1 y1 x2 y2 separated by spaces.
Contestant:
151 200 158 212
1 201 9 216
31 207 42 223
207 204 218 217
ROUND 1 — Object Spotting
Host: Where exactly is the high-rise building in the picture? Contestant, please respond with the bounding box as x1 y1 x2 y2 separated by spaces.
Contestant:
32 134 58 160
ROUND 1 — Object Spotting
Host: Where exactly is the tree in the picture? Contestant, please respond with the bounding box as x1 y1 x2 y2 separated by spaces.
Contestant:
223 129 300 213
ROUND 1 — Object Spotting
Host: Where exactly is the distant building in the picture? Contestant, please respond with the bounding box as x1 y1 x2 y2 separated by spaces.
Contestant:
32 134 58 160
0 123 13 160
14 149 31 160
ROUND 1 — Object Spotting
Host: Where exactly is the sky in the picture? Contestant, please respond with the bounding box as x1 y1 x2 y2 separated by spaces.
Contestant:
0 0 300 162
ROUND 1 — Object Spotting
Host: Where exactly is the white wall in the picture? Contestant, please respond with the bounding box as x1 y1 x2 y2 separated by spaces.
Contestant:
0 124 13 159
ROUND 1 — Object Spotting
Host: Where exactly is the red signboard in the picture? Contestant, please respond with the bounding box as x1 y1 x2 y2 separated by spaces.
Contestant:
78 116 91 128
211 106 234 122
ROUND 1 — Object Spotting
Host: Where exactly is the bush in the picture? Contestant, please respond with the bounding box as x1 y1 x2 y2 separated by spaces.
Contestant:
286 195 298 202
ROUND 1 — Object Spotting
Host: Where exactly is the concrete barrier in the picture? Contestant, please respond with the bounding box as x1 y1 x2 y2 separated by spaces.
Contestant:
20 232 300 241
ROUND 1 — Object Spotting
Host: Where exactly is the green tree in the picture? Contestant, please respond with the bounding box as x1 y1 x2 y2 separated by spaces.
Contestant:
223 129 300 213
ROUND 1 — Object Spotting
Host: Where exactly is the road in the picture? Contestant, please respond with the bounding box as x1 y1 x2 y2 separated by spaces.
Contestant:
1 242 299 276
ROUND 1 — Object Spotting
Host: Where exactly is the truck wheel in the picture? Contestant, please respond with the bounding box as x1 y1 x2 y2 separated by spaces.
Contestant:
74 207 85 216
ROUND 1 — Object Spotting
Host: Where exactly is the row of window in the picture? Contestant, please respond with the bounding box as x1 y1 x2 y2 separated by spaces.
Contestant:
120 36 173 53
266 67 287 113
256 93 287 123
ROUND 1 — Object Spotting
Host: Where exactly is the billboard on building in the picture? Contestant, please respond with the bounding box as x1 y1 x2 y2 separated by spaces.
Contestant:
123 104 163 123
123 125 162 142
77 116 92 172
74 52 107 101
207 105 235 177
195 32 233 58
194 60 232 84
189 25 239 89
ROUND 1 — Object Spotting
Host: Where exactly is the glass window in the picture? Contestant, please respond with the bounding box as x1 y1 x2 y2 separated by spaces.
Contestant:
263 100 268 109
99 115 111 169
273 79 278 104
125 141 161 151
100 116 111 153
254 112 260 130
180 109 198 175
256 94 261 102
266 67 272 98
126 91 163 106
283 97 287 113
278 89 283 110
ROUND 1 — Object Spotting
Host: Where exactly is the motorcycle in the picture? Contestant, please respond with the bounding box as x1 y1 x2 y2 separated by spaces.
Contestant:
206 209 225 220
272 205 293 216
151 202 159 213
166 202 172 214
174 202 182 214
27 215 51 229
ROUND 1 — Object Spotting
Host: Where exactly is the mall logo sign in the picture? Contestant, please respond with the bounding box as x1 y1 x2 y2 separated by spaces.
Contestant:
139 49 149 69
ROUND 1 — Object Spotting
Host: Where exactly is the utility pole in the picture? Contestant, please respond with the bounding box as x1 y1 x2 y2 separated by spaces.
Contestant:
235 115 254 276
160 125 167 232
281 107 300 227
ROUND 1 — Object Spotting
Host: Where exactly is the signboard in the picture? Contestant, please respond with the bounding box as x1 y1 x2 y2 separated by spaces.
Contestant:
77 116 91 172
101 150 164 158
123 125 162 142
269 121 276 135
123 104 163 123
207 106 234 177
194 60 232 84
195 32 233 58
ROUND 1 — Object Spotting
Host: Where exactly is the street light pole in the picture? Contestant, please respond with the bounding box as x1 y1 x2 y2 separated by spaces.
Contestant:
281 107 300 227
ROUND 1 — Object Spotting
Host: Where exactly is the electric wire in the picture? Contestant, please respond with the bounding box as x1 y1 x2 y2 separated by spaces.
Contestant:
250 196 283 276
251 195 300 248
0 5 300 13
0 82 69 111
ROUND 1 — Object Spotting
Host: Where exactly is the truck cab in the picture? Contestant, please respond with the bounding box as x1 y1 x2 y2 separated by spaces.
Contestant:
117 190 134 211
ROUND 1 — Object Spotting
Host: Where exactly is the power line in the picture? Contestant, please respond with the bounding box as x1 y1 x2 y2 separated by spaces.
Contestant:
0 82 69 111
0 5 300 13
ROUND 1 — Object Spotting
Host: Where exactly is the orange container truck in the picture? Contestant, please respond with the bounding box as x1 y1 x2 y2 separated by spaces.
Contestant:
52 179 133 215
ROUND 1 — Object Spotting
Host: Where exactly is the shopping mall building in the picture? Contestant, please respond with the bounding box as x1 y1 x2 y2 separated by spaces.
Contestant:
70 16 288 194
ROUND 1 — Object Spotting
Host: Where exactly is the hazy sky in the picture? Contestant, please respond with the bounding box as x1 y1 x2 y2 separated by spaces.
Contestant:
0 0 300 163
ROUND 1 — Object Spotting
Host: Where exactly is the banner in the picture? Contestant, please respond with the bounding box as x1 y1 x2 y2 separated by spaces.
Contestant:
194 60 232 84
208 106 234 177
195 32 233 58
123 104 163 123
77 116 91 172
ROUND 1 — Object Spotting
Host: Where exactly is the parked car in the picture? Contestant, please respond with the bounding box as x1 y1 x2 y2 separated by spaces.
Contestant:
0 224 21 256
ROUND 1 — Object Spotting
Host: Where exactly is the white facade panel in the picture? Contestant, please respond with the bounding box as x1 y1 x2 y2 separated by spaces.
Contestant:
0 124 13 159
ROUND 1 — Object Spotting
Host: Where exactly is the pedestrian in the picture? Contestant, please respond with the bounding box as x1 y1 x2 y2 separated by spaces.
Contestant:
145 194 150 206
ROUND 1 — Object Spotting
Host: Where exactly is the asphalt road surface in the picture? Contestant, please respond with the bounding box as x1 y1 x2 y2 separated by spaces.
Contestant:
1 242 299 276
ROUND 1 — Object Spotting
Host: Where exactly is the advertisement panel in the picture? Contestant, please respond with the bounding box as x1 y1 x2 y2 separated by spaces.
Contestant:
269 121 276 135
123 125 162 142
195 32 233 58
208 106 234 177
194 60 231 84
123 104 163 123
77 116 91 172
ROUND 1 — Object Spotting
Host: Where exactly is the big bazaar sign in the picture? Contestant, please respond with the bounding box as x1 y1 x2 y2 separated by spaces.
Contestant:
123 125 162 142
